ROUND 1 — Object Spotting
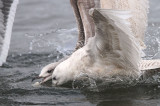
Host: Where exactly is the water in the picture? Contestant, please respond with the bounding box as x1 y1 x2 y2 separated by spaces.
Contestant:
0 0 160 105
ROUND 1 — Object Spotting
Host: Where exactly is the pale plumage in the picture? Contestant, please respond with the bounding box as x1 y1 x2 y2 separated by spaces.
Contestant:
101 0 149 49
91 9 141 76
100 0 160 72
140 60 160 71
0 0 19 66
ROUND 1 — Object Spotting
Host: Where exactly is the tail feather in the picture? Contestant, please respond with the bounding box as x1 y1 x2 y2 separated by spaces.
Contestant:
139 60 160 79
140 60 160 70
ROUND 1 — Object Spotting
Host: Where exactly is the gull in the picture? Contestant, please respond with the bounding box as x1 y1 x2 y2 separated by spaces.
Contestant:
35 0 160 85
0 0 160 86
50 0 160 86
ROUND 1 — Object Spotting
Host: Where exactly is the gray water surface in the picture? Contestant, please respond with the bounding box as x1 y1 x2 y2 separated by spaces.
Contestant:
0 0 160 105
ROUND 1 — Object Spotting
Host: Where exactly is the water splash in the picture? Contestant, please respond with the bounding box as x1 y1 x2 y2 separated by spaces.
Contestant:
25 29 58 53
24 27 77 54
144 23 160 59
72 72 99 91
153 38 160 59
72 72 141 91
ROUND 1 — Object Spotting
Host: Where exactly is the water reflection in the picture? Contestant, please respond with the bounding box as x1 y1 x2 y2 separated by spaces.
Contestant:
83 85 160 106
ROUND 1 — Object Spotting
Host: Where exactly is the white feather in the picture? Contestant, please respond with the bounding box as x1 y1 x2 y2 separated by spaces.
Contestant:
140 60 160 71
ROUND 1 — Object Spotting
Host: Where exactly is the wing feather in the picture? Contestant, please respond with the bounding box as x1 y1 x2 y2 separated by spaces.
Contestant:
0 0 19 66
90 9 142 74
100 0 149 49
